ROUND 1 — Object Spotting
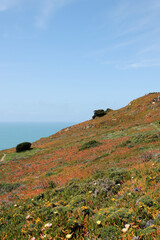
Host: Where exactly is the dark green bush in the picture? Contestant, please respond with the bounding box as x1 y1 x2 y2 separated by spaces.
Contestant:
16 142 31 152
92 109 106 119
92 108 113 119
79 140 101 151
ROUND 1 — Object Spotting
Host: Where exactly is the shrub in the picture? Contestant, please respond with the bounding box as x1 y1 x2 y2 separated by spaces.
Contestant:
138 226 157 238
78 206 93 217
136 196 155 219
45 172 55 177
105 108 113 114
0 182 21 195
141 152 153 162
100 226 121 240
91 178 116 197
79 140 101 151
119 140 131 147
67 217 82 231
69 194 87 208
64 179 82 198
92 109 106 119
34 193 45 201
48 180 56 189
95 207 135 226
93 170 105 179
53 206 69 216
16 142 31 152
94 207 118 224
132 133 160 144
106 208 136 225
128 143 135 148
107 168 130 183
137 196 154 207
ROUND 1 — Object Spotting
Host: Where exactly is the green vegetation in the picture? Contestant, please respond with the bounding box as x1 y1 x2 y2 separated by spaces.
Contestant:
0 182 21 195
99 225 121 239
92 108 113 119
16 142 32 153
79 140 102 151
45 172 55 177
0 164 159 239
132 132 160 144
5 148 41 161
105 108 113 114
92 109 106 119
107 167 130 183
119 132 160 149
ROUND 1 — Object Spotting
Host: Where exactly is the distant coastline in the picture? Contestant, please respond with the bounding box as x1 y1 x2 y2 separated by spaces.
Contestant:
0 122 76 151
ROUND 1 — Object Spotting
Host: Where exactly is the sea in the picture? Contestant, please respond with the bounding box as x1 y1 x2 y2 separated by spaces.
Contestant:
0 122 76 151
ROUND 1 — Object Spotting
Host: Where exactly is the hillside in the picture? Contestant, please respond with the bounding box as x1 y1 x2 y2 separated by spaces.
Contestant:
0 93 160 239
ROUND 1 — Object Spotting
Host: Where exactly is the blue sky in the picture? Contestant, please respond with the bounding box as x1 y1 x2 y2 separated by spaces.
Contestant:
0 0 160 122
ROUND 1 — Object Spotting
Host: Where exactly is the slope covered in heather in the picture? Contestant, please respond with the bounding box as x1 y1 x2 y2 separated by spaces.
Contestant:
0 93 160 239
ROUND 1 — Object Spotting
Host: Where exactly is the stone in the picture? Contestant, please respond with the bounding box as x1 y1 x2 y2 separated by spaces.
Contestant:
145 219 154 228
118 195 123 199
134 187 140 192
136 198 141 205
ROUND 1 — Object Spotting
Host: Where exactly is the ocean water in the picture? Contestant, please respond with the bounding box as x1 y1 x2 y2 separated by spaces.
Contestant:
0 122 76 151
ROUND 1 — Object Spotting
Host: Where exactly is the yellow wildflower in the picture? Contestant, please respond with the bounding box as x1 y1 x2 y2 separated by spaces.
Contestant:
35 218 41 223
81 206 87 210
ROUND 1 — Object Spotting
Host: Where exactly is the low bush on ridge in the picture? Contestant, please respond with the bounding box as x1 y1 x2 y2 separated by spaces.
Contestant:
92 108 113 119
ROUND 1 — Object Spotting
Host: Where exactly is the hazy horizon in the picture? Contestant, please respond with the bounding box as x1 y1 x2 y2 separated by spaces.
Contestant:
0 121 77 150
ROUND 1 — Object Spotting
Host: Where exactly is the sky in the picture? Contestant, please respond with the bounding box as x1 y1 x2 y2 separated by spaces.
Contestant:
0 0 160 122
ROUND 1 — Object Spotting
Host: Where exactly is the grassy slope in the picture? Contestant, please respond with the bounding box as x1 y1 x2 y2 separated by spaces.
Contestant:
0 93 160 239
